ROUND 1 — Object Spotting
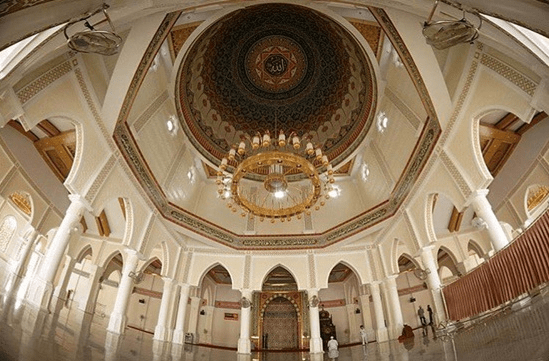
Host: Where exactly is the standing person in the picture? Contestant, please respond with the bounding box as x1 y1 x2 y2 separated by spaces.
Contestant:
427 305 433 325
359 325 368 345
418 306 426 326
327 336 339 359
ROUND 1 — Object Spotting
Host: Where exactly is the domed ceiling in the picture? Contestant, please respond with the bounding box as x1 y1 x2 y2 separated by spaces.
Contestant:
114 6 441 249
176 3 376 168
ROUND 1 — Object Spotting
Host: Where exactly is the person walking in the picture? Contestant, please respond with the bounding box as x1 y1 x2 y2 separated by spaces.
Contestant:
359 325 368 345
427 305 433 325
418 306 426 326
327 336 339 359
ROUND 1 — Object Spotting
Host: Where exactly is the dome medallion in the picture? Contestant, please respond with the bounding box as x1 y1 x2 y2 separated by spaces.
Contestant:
176 3 376 168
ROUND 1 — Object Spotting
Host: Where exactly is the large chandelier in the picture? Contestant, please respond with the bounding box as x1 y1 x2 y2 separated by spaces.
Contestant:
216 130 337 223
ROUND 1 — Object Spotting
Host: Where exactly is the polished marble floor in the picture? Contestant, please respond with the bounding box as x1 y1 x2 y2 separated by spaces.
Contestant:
1 279 549 360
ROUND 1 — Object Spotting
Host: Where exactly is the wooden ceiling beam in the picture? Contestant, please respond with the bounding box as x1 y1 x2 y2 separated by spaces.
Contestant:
7 120 39 142
495 113 519 130
516 111 548 135
37 119 61 137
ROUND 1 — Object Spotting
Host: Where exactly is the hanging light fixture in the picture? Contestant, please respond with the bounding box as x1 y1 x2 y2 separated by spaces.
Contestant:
422 0 482 50
216 128 337 223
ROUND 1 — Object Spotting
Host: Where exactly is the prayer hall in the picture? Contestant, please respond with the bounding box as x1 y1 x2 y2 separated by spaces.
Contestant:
1 0 549 360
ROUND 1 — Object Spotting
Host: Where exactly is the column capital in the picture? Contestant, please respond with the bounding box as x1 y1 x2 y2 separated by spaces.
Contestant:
124 248 145 260
465 189 490 205
68 194 92 211
179 282 191 291
162 277 175 285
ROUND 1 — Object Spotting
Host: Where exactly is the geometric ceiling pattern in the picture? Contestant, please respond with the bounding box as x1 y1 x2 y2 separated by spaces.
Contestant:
113 7 441 249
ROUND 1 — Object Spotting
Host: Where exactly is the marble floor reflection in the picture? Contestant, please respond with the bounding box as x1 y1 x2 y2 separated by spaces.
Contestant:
1 278 549 360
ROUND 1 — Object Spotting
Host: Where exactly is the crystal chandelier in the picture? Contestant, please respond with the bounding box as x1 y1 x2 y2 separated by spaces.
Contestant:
216 130 337 223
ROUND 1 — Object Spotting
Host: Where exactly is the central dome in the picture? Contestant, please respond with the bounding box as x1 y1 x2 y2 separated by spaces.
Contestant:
176 3 376 168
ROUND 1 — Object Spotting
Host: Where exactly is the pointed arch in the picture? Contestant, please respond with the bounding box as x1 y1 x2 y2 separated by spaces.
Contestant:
139 256 162 276
198 262 234 288
75 244 93 263
324 260 362 286
260 264 299 291
467 239 487 258
436 245 460 268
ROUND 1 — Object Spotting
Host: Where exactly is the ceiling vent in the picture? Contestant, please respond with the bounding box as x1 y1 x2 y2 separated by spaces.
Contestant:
63 4 122 56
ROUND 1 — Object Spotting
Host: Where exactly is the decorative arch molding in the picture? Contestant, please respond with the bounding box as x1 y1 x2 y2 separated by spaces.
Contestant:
7 191 33 219
467 239 487 258
320 260 363 288
139 256 162 276
470 107 520 187
525 183 549 217
99 250 125 270
196 262 234 289
391 237 419 274
75 244 93 263
396 252 421 272
435 245 461 270
260 263 301 291
260 293 301 318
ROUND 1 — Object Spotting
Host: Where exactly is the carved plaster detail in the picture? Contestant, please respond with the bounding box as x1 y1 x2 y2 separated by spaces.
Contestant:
16 61 72 104
243 253 251 289
480 53 537 96
73 67 116 151
385 87 421 130
110 8 440 249
402 210 421 252
138 214 156 253
85 155 116 203
133 90 169 133
182 250 193 284
308 251 316 288
440 43 483 145
439 150 472 198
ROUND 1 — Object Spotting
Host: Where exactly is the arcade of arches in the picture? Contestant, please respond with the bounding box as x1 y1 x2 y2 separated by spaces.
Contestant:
1 0 549 359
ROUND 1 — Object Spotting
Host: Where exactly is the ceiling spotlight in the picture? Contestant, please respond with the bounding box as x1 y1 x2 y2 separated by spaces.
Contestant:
377 112 388 133
328 186 341 199
422 0 482 50
166 115 178 134
274 190 286 199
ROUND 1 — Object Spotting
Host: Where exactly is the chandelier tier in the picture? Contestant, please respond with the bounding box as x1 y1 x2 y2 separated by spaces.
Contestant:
217 130 337 222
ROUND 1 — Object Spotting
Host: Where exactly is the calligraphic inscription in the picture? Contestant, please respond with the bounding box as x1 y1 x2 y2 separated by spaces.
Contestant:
264 54 288 76
247 36 306 93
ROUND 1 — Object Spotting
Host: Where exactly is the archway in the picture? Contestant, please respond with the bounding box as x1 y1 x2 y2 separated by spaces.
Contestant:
259 266 303 350
198 264 235 346
437 247 460 283
262 296 299 350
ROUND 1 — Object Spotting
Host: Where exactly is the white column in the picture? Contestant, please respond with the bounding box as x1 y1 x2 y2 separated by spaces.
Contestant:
370 282 388 342
107 249 141 334
3 228 39 296
29 195 89 309
187 295 201 342
77 264 104 314
237 289 253 354
52 255 76 301
359 290 374 341
383 276 403 340
308 289 323 354
469 190 509 251
12 228 39 277
346 303 360 343
173 283 191 344
154 277 176 341
420 246 446 325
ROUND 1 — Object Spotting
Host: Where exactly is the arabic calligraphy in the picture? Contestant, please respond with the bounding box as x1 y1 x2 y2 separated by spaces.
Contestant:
264 54 288 76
